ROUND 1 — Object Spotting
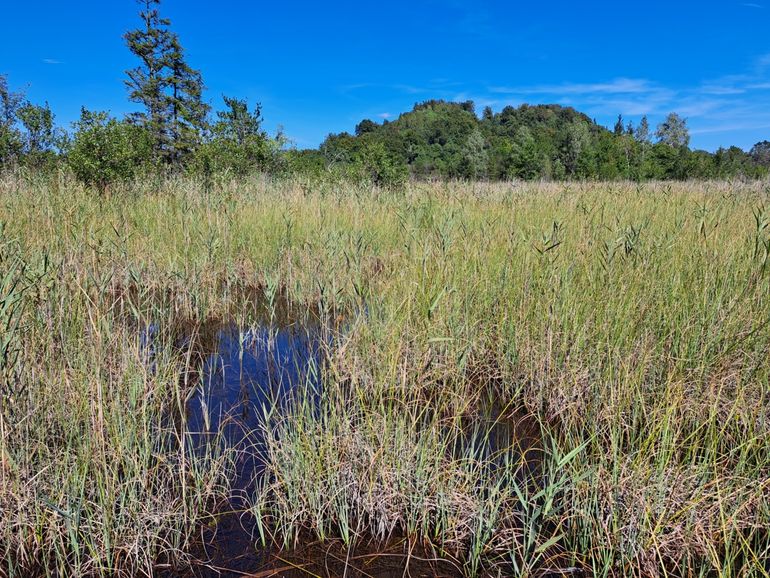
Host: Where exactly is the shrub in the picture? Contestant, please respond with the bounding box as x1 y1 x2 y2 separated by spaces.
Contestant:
190 135 273 176
355 140 408 188
67 109 152 191
189 96 280 176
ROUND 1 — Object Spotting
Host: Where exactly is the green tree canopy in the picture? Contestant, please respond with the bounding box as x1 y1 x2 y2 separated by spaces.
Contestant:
67 109 153 191
124 0 208 165
0 75 23 168
191 96 280 176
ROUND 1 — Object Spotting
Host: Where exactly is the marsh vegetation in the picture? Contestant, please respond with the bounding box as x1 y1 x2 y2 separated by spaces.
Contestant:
1 174 769 577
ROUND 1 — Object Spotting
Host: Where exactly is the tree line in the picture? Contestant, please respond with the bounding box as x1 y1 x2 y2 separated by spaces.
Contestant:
1 0 769 190
317 101 770 185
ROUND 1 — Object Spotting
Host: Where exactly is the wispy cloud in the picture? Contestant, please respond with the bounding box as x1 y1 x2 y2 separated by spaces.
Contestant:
757 54 770 70
741 2 763 8
42 58 62 65
392 84 428 95
486 77 681 118
675 98 726 118
377 112 391 119
339 79 463 98
489 78 655 96
339 82 424 97
691 122 770 134
338 82 375 95
698 84 746 95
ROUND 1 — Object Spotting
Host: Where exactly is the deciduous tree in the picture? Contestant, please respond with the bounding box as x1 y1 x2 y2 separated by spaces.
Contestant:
656 113 690 148
0 75 23 167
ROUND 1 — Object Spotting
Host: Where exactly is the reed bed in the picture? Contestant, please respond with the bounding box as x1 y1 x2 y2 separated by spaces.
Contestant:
1 172 769 576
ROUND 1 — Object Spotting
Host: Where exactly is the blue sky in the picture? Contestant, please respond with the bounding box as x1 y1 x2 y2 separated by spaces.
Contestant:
2 1 769 150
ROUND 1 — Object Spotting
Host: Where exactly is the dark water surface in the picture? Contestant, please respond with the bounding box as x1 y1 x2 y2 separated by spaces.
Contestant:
187 323 322 483
177 313 327 577
145 302 540 577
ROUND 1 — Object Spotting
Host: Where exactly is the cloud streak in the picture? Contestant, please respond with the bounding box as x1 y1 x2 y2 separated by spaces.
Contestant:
489 77 655 96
